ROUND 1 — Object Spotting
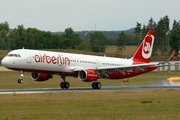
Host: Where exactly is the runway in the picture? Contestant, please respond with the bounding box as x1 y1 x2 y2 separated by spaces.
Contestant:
1 85 180 94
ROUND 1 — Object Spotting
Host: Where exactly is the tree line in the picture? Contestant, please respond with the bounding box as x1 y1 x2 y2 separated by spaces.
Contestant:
117 15 180 56
0 21 128 52
0 22 107 52
0 15 180 55
0 21 142 53
133 15 180 56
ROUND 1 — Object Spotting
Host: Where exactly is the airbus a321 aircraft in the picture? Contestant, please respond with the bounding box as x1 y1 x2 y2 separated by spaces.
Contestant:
1 30 173 89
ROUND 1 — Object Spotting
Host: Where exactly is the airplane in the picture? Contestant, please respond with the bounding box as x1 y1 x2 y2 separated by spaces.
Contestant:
1 30 173 89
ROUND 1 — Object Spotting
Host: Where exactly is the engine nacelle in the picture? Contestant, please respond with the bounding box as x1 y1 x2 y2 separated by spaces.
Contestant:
31 73 53 82
78 69 98 82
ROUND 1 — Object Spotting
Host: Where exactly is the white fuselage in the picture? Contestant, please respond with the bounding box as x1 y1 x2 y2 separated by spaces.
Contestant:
2 49 133 75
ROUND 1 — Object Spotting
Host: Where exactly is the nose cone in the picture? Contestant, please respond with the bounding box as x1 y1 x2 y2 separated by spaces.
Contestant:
1 57 6 66
1 57 10 68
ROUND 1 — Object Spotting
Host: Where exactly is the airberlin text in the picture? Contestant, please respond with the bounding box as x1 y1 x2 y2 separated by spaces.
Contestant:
34 53 70 65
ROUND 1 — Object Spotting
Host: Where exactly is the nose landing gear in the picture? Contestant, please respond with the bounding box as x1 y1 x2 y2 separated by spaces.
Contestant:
17 71 24 84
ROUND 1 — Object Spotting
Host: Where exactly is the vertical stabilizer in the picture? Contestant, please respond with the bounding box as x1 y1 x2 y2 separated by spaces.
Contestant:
132 30 156 63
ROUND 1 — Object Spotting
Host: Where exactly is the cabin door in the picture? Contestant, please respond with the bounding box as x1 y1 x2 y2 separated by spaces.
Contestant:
25 51 31 63
96 59 101 67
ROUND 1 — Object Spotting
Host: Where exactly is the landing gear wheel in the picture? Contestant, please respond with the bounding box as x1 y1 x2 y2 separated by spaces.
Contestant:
60 82 70 89
60 82 65 89
60 75 70 89
92 82 101 89
64 82 70 89
92 82 96 89
17 71 24 84
96 82 101 89
17 79 23 84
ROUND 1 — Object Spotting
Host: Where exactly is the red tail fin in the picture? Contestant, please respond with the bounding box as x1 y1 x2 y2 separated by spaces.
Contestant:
132 30 156 63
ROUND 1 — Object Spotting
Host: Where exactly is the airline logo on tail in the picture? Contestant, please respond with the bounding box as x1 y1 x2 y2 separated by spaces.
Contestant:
142 35 154 59
132 30 156 63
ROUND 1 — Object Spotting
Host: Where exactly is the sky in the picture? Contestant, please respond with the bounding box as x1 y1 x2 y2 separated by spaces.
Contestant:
0 0 180 32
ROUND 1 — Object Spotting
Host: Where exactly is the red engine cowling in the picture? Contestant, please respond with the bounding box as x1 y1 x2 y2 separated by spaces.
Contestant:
78 69 98 82
31 73 53 82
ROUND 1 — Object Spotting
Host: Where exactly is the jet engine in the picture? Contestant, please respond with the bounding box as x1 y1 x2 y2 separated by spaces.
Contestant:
78 69 98 82
31 73 53 82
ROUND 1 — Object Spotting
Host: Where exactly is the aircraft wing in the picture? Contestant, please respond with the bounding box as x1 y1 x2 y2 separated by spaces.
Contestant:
159 49 176 64
73 62 160 73
97 62 159 70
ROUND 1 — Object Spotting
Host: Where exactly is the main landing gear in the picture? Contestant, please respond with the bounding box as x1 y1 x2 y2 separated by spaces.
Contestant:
17 71 24 84
92 82 101 89
60 75 70 89
59 75 101 89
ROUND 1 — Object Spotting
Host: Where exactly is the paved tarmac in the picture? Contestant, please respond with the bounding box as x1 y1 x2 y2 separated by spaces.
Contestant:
0 85 180 94
0 66 12 71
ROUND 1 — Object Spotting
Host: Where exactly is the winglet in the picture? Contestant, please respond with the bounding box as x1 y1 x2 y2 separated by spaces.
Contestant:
178 51 180 59
168 49 176 61
160 49 176 64
132 30 156 63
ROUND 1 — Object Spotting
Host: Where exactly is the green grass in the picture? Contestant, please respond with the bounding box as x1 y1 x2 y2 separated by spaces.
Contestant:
0 50 8 60
1 71 180 119
1 90 180 120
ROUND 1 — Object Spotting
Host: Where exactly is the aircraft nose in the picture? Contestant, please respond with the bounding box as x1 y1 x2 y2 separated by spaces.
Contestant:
1 57 10 67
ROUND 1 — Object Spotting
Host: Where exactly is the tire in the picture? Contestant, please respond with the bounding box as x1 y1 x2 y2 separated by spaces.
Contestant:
92 82 96 89
17 79 23 84
92 82 101 89
96 82 101 89
60 82 70 89
65 82 70 89
60 82 65 89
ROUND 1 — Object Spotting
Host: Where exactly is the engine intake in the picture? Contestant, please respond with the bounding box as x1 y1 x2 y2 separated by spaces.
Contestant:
31 73 53 82
78 69 98 82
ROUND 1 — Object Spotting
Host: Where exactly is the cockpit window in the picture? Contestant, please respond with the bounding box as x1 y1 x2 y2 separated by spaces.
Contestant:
17 54 21 57
8 54 14 57
7 54 21 57
14 54 18 57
